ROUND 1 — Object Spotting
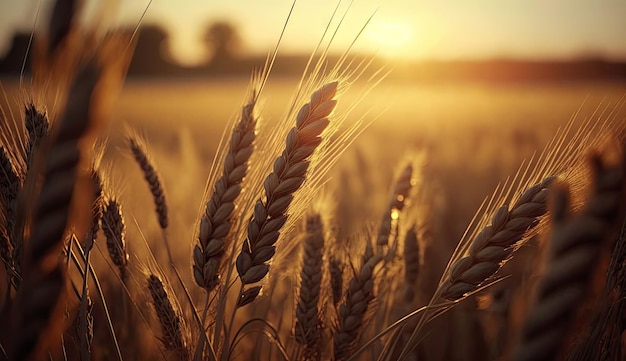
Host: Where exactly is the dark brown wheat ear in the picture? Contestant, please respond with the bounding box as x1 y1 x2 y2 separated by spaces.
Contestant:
0 147 21 288
193 93 257 292
294 213 326 361
377 163 413 249
10 63 100 361
440 175 556 301
514 151 625 361
333 237 382 361
102 197 128 282
129 136 168 230
24 104 50 167
235 81 338 306
147 274 190 361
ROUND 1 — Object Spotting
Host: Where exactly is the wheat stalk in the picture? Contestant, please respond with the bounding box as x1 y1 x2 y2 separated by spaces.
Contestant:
514 152 625 361
193 94 257 292
235 81 338 306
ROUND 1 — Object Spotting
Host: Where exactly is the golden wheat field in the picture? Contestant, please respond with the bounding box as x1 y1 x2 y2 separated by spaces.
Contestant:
1 1 626 361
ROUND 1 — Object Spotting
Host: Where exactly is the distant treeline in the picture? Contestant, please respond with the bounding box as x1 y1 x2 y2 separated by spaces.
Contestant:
1 25 626 83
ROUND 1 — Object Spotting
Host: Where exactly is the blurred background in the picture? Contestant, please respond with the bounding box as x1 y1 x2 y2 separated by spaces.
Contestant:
2 0 626 76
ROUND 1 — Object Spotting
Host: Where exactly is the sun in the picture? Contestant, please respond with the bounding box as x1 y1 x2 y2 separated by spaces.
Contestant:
365 20 414 58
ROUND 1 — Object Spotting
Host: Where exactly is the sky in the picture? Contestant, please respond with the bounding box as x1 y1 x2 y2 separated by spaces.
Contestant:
0 0 625 65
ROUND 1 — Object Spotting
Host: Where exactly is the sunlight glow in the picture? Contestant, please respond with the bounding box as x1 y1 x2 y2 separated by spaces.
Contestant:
365 20 414 58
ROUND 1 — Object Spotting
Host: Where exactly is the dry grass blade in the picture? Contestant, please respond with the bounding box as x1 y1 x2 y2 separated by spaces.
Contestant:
514 153 625 361
236 81 338 304
194 94 257 292
333 239 382 361
294 213 325 361
12 63 100 361
440 176 556 301
147 274 190 361
129 136 168 230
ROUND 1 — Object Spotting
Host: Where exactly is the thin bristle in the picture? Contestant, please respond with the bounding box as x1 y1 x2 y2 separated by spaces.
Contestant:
236 81 338 304
129 137 168 229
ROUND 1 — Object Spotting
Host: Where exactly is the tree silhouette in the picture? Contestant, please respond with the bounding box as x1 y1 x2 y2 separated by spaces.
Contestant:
204 21 240 68
128 25 174 76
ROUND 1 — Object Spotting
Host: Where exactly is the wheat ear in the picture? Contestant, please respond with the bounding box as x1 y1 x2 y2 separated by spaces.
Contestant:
193 96 257 292
102 198 128 282
403 225 421 303
129 137 168 230
377 164 413 247
147 274 190 361
12 63 99 361
1 146 21 253
333 239 382 361
329 256 344 307
235 81 338 306
24 104 50 165
440 176 556 300
86 168 104 248
294 213 325 360
0 147 19 285
514 154 625 361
